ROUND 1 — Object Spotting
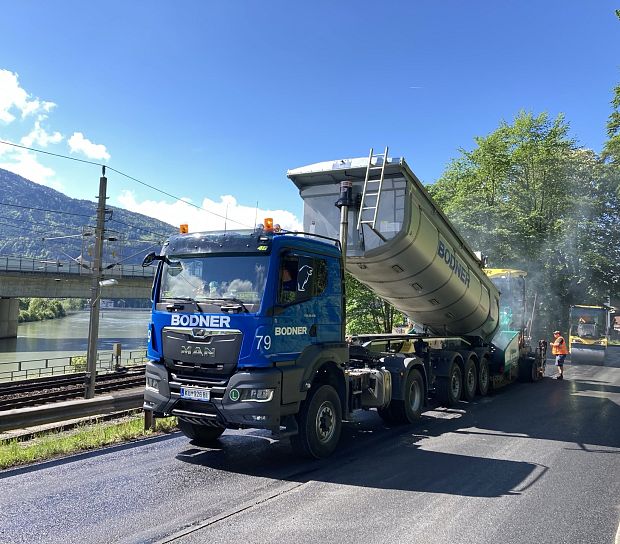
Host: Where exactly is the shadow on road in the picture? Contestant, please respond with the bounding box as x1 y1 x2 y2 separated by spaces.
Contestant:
174 364 619 499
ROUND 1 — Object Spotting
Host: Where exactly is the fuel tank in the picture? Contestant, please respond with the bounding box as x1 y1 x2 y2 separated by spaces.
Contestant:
287 155 500 341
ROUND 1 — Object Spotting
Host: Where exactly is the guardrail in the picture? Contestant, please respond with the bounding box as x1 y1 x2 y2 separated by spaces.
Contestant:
0 255 155 278
0 349 149 382
0 389 144 433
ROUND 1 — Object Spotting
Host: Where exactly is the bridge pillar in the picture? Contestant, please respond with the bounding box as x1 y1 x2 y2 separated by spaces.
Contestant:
0 298 19 339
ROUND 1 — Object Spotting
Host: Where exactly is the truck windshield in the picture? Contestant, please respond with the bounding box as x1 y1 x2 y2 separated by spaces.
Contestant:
159 255 269 311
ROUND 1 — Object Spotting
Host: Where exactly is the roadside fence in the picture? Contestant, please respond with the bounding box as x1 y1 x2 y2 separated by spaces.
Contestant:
0 349 148 382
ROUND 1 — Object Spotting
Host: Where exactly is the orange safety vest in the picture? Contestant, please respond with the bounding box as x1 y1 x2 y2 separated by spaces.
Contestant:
551 335 568 355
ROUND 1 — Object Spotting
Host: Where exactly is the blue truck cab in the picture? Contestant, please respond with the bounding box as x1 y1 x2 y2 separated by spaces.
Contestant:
143 226 352 456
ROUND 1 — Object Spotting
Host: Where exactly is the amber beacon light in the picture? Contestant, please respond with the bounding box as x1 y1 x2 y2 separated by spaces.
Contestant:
179 224 189 234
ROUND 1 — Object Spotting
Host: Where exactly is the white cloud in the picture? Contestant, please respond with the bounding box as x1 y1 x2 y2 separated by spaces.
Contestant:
68 132 110 160
0 146 62 190
116 190 303 233
21 121 63 147
0 69 56 124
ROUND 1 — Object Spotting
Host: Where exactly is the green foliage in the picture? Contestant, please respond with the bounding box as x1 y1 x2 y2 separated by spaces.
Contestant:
18 298 67 322
602 11 620 164
345 273 406 335
0 415 178 470
60 298 85 311
70 356 87 372
429 111 620 338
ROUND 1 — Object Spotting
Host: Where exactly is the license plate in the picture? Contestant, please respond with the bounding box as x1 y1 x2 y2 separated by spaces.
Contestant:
180 387 211 402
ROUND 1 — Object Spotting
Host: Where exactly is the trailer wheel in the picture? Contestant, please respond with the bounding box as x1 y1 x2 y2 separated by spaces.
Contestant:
462 358 477 402
378 368 424 425
437 363 462 406
291 384 342 459
178 420 225 445
477 358 490 396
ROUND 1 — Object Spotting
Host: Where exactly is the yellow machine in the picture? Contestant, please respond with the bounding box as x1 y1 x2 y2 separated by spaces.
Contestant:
569 305 611 364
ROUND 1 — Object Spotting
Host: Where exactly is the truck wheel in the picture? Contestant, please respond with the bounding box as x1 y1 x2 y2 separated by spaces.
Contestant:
462 358 477 402
378 368 424 425
291 384 342 459
477 358 490 396
436 363 462 406
178 420 225 445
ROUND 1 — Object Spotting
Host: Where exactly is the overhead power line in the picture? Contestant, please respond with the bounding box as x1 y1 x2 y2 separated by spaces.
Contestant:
0 200 94 218
0 139 254 228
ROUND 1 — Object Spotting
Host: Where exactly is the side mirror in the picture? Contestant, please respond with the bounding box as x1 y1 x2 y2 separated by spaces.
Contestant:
167 261 183 276
142 252 157 267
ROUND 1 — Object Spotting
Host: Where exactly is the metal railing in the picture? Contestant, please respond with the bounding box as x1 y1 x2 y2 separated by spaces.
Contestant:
0 349 149 382
0 255 155 278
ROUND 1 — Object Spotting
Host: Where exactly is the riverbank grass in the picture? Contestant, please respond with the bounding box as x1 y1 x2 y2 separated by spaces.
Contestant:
0 415 178 470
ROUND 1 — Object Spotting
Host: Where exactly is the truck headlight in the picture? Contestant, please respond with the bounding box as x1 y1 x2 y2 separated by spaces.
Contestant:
240 388 274 402
146 376 160 390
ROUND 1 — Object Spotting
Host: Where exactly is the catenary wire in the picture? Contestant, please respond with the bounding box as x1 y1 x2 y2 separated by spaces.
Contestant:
0 140 254 228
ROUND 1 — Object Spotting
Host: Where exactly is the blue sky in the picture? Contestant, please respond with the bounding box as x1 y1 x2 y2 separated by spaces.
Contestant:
0 1 618 231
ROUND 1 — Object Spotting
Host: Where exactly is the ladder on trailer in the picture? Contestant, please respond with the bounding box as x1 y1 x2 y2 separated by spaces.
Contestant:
357 146 389 238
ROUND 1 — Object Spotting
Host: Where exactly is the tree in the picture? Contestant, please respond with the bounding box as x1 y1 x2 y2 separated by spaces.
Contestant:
602 10 620 165
429 111 619 338
345 273 406 335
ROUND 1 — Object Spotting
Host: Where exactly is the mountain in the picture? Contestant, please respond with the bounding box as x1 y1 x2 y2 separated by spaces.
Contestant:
0 168 176 265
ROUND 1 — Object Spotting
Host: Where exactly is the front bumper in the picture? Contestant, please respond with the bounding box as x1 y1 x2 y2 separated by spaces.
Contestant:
143 361 295 430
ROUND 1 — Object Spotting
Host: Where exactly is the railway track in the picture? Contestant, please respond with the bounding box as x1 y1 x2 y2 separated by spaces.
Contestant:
0 367 146 411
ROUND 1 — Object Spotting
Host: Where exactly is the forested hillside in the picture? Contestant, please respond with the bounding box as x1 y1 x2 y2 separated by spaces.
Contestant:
0 168 176 265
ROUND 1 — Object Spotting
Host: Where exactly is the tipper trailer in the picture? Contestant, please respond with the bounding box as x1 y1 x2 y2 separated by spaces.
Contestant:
143 149 545 458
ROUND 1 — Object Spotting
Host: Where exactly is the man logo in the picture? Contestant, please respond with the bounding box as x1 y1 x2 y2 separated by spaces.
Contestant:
181 345 216 357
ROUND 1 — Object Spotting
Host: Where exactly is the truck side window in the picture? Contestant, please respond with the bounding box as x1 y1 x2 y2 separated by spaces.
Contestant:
279 257 299 304
313 259 328 296
278 255 317 305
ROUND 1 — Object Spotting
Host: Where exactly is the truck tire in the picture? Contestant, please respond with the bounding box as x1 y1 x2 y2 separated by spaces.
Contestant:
291 384 342 459
178 420 225 445
436 363 462 407
477 358 490 396
378 368 424 425
462 358 477 402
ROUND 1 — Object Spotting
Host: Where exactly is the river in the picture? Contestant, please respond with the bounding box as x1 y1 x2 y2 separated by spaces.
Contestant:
0 310 150 364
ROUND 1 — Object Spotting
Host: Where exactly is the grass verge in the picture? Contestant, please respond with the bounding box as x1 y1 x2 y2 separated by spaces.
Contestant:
0 415 178 470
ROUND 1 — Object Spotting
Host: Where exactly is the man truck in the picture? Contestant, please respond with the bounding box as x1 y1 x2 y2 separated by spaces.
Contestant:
142 149 545 458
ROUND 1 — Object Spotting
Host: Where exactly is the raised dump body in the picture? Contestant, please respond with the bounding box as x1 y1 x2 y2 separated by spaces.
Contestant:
287 154 500 341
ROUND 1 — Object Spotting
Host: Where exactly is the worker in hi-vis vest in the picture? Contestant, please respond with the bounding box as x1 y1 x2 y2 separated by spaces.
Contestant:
550 330 568 380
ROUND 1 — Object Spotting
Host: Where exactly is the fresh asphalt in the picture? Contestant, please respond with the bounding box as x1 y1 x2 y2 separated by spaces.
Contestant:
1 350 619 544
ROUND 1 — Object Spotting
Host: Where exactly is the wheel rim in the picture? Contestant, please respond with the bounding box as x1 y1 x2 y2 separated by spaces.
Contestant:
409 379 422 412
480 363 489 390
315 401 336 444
466 367 476 393
451 370 461 398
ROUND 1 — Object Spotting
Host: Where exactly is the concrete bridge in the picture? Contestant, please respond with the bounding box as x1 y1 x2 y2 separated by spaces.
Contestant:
0 255 154 339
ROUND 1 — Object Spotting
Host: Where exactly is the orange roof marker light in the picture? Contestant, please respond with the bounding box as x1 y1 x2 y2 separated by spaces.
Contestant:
264 218 274 232
179 224 188 234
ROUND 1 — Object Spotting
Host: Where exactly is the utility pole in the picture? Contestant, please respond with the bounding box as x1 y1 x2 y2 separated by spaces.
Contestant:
85 167 107 399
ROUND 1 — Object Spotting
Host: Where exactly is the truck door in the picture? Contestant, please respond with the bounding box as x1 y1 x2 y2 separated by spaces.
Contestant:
272 252 341 356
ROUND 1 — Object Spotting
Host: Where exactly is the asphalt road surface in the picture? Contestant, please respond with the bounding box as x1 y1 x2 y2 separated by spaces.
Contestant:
1 350 619 544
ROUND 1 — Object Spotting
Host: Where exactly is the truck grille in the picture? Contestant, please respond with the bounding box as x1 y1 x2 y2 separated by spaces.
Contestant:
162 327 242 379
